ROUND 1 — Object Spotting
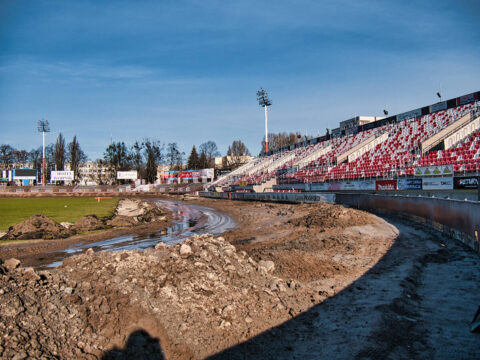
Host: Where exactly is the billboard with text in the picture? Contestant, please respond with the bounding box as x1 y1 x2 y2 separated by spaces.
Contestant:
51 171 74 181
117 171 138 180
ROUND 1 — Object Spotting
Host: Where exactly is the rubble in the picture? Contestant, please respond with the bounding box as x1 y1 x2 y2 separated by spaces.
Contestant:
0 234 315 359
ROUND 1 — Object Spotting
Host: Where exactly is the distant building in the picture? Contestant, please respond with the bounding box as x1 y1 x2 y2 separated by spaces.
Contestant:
339 116 385 135
67 161 113 185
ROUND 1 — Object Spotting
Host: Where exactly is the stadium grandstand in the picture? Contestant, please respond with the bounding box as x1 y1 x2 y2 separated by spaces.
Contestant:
208 90 480 193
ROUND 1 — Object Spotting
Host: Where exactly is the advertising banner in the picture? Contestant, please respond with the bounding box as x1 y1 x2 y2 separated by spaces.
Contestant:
422 177 453 190
117 171 137 180
454 176 478 189
328 182 343 191
310 182 329 191
341 181 357 190
398 178 422 190
398 108 422 121
357 180 376 190
192 171 200 178
178 172 192 179
200 168 214 178
51 171 74 181
376 180 397 190
414 165 453 177
430 101 448 113
457 92 476 105
13 169 36 180
165 172 178 179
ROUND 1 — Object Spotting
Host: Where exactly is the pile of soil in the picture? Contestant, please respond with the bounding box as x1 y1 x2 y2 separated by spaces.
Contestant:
288 203 376 230
137 202 166 223
1 214 74 240
106 215 138 227
0 235 316 359
108 199 166 226
72 215 105 232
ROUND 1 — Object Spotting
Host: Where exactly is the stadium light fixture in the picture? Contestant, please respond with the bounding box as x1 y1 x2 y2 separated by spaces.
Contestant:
383 109 389 116
437 92 442 101
37 119 50 186
257 88 272 154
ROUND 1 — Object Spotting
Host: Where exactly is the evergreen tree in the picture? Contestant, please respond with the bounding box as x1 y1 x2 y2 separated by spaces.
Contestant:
187 145 200 169
67 136 87 183
143 139 163 183
198 151 208 169
130 141 145 179
54 133 66 170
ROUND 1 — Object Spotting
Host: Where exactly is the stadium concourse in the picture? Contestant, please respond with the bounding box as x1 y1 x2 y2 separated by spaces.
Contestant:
209 91 480 194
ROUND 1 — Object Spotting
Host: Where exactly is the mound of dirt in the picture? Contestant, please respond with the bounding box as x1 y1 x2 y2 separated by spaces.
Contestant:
106 215 138 227
137 202 166 223
111 199 166 225
0 235 316 359
288 203 376 230
72 215 105 232
1 214 74 240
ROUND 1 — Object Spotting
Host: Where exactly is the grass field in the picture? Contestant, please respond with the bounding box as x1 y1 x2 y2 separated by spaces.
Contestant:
0 197 119 230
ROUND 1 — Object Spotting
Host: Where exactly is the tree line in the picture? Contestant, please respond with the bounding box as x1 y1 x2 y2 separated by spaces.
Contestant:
0 134 87 182
260 132 303 155
1 136 253 184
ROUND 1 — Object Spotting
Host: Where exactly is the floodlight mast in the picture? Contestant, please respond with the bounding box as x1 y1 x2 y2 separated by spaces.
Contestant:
37 120 50 186
256 88 272 154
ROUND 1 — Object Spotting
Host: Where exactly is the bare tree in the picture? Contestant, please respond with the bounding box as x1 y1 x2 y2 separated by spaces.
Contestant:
166 143 184 170
13 149 29 167
199 141 220 168
260 132 301 154
29 147 42 174
225 140 250 169
104 142 129 183
0 145 15 170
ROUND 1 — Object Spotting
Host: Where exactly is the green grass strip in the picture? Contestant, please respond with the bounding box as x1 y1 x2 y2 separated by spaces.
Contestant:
0 197 119 230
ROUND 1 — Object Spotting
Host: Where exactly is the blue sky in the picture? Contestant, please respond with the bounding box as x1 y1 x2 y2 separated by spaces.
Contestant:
1 0 479 159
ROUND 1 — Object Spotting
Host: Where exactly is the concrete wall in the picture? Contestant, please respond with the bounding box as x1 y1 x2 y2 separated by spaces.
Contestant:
336 193 480 255
200 191 480 255
200 191 336 204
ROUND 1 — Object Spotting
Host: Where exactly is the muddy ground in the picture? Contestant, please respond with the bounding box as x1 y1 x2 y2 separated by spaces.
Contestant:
1 196 479 359
0 199 173 269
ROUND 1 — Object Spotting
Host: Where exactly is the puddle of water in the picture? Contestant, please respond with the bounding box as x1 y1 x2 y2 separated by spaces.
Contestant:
42 200 235 269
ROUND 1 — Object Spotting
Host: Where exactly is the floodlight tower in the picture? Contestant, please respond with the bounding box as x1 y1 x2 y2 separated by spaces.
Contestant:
37 119 50 185
257 88 272 154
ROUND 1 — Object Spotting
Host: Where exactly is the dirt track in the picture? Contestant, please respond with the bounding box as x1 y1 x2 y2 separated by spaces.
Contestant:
1 197 479 359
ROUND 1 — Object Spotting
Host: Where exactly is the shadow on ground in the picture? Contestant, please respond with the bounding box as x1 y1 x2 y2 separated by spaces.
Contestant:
102 329 165 360
207 217 480 360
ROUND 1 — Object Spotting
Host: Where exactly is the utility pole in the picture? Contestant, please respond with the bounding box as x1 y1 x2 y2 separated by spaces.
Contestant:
37 119 50 186
256 88 272 155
